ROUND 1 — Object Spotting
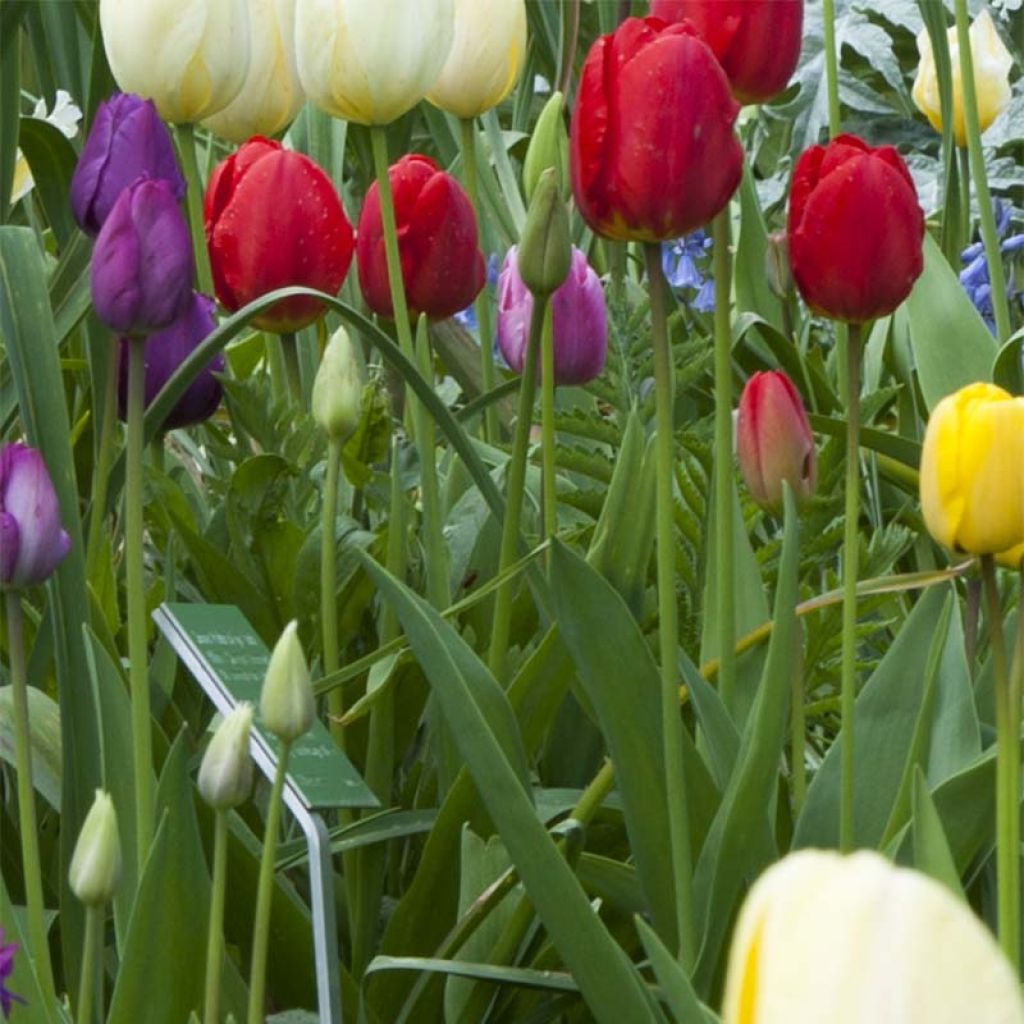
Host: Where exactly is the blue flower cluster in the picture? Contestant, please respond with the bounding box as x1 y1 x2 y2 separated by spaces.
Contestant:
960 200 1024 334
662 230 715 313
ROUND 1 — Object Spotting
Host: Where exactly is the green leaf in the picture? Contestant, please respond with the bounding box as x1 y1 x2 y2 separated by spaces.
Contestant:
0 873 63 1024
635 917 719 1024
992 329 1024 396
17 118 78 248
0 685 61 810
912 766 965 900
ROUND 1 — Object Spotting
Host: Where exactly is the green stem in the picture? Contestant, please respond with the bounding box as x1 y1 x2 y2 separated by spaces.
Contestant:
203 810 229 1024
280 331 302 407
247 742 292 1024
488 298 546 682
5 590 57 1003
839 322 862 853
267 337 288 405
127 338 154 875
982 555 1019 971
76 904 102 1024
557 0 581 97
953 0 1012 342
85 353 119 583
790 620 807 816
957 146 971 264
175 122 213 295
644 242 695 967
322 438 343 742
540 303 557 565
822 0 842 137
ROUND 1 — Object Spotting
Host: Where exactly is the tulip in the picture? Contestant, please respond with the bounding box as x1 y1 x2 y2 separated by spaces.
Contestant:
312 326 363 442
0 443 71 589
649 0 803 104
202 0 305 143
91 176 194 335
69 93 185 236
920 382 1024 557
523 91 569 201
497 246 607 387
260 621 315 743
99 0 251 124
787 134 924 324
427 0 527 119
116 292 223 432
517 168 571 298
912 10 1013 147
69 790 122 907
295 0 454 125
736 371 816 511
722 850 1024 1024
198 703 255 810
204 137 354 334
570 17 743 242
356 154 485 320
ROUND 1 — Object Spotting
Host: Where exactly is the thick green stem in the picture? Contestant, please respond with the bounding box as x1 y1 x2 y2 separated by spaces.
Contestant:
175 122 213 295
957 146 971 263
127 338 154 874
839 323 862 852
322 438 344 743
822 0 841 138
247 743 291 1024
280 331 302 407
644 242 696 966
540 303 557 564
267 337 288 405
203 810 229 1024
85 354 119 583
5 591 56 1002
557 0 581 97
76 904 102 1024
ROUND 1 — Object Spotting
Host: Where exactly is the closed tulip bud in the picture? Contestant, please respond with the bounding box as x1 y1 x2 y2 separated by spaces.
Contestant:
765 230 793 298
69 790 122 907
116 292 223 432
312 326 363 441
649 0 804 105
0 443 71 589
295 0 454 125
787 134 924 324
523 91 569 201
70 93 185 237
912 10 1013 148
517 169 571 298
356 154 485 320
99 0 251 124
202 0 305 143
920 382 1024 557
205 138 354 334
91 177 194 335
736 371 816 511
260 621 314 743
198 703 255 810
722 850 1024 1024
428 0 527 119
497 246 607 387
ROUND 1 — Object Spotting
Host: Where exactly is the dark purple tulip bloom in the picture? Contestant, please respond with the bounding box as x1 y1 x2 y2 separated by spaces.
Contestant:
497 245 607 386
0 443 71 589
69 93 186 237
117 292 224 431
90 177 193 336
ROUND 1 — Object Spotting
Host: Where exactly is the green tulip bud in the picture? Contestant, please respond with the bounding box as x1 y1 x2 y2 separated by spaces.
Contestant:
765 230 793 299
312 326 363 442
198 703 255 810
517 168 571 298
260 621 314 743
523 91 568 201
69 790 122 906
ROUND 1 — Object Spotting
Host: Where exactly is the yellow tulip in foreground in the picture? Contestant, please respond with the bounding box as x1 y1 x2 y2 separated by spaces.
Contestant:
722 850 1024 1024
920 382 1024 556
912 9 1013 147
427 0 528 120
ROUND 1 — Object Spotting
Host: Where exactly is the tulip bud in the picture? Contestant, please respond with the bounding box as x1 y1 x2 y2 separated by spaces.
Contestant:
517 169 571 298
523 91 569 202
70 93 185 237
765 230 793 299
91 177 194 336
69 790 122 906
198 703 255 810
260 621 315 743
722 850 1024 1024
736 371 816 512
312 327 363 442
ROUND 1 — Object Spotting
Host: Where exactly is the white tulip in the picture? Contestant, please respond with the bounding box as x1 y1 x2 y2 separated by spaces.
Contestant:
69 790 122 907
198 703 255 810
260 621 315 743
312 326 364 442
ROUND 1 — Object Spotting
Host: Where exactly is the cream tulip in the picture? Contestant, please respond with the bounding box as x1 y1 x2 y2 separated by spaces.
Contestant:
294 0 454 125
722 850 1024 1024
203 0 305 142
99 0 251 124
428 0 527 119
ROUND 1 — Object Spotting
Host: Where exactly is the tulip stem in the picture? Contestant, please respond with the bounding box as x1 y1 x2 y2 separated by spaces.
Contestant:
981 554 1019 972
540 302 557 564
76 904 102 1024
85 352 119 584
203 810 228 1024
280 332 303 406
247 741 291 1024
174 122 213 296
322 437 343 741
126 337 155 875
488 297 546 683
953 0 1012 342
4 590 57 1005
822 0 842 137
957 146 972 263
644 242 696 967
839 322 862 853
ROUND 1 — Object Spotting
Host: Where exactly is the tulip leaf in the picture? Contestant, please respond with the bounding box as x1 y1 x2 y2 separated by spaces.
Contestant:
17 117 77 248
0 873 62 1024
734 162 784 333
635 916 720 1024
912 765 965 900
992 328 1024 396
0 684 62 811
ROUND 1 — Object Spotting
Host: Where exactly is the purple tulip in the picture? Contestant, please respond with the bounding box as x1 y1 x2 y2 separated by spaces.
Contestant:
90 177 193 336
497 246 607 386
117 292 224 431
69 93 186 237
0 443 71 589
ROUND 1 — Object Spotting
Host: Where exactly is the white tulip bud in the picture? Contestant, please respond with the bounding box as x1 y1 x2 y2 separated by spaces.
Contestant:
312 327 363 442
260 621 315 743
198 703 255 810
69 790 122 906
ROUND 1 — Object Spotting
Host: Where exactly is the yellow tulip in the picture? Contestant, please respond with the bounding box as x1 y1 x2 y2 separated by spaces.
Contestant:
722 850 1024 1024
912 9 1013 147
920 382 1024 556
427 0 527 120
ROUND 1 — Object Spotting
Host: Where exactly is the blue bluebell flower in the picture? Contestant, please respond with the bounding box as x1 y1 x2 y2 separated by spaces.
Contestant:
454 252 501 336
662 230 715 311
959 199 1024 334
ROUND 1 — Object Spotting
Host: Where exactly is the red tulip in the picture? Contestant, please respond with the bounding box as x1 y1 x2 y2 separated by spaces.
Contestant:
787 134 924 324
570 17 743 242
356 154 485 321
204 137 354 334
649 0 803 104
